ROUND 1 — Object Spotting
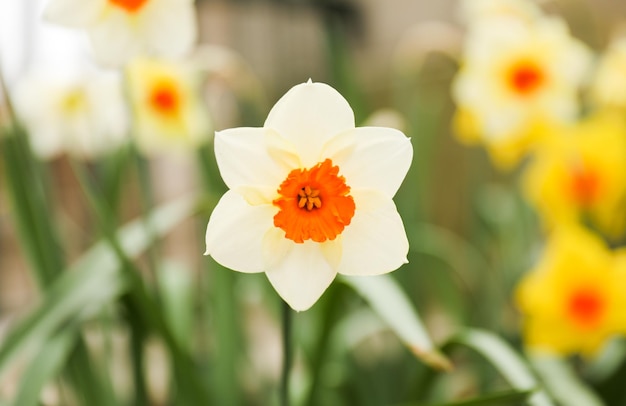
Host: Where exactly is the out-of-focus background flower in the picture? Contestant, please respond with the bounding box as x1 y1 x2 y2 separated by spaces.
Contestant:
3 0 626 405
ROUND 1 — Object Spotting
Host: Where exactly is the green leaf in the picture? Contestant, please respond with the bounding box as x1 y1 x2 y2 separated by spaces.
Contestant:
529 353 605 406
415 388 536 406
13 330 77 406
445 329 554 406
340 274 452 371
0 195 198 380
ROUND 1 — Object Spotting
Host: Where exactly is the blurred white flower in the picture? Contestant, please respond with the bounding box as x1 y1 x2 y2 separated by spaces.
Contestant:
591 37 626 109
205 81 412 311
126 57 211 155
43 0 197 66
452 15 592 166
13 71 129 160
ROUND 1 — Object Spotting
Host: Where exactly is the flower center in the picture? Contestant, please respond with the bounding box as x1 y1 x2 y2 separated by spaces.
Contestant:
567 287 605 328
508 60 544 95
569 164 601 207
149 80 180 117
109 0 148 12
273 159 355 244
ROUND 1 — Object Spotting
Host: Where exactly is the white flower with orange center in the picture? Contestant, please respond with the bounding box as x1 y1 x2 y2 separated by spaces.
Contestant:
204 81 412 311
44 0 197 66
13 71 128 160
452 16 592 167
515 227 626 356
126 57 211 155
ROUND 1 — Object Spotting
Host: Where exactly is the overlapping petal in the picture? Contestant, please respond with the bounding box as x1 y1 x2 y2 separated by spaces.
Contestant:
264 81 355 167
265 242 337 311
205 191 277 273
214 128 289 203
337 189 409 276
324 127 413 198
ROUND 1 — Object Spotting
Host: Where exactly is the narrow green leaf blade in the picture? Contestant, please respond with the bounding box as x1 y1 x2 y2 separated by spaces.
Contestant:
0 195 198 378
529 353 605 406
341 274 452 371
13 331 77 406
447 329 554 406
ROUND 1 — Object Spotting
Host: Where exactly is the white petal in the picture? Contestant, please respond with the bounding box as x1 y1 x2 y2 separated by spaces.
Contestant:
214 128 290 204
324 127 413 198
264 81 355 167
89 12 143 66
337 189 409 276
266 242 337 311
142 2 197 57
205 190 277 273
43 0 105 27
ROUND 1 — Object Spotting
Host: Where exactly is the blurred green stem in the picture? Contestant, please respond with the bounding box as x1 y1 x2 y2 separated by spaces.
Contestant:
281 300 293 406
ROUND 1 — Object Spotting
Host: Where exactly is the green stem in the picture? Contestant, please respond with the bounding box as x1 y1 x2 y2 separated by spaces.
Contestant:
281 300 293 406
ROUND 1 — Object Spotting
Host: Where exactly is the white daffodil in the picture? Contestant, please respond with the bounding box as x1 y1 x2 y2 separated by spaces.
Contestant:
452 16 592 166
126 57 211 155
13 71 128 160
43 0 197 66
205 81 412 311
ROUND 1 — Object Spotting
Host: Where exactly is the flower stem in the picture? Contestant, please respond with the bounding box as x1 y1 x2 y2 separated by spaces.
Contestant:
281 300 293 406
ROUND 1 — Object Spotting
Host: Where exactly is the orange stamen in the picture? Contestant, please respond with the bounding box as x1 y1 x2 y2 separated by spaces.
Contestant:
508 60 544 95
273 159 355 243
567 287 605 329
149 80 180 117
109 0 148 12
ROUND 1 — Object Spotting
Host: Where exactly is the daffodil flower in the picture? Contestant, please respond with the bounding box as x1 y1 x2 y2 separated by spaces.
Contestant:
515 227 626 356
452 15 591 167
13 71 128 160
44 0 197 66
523 112 626 239
126 57 211 155
205 80 412 311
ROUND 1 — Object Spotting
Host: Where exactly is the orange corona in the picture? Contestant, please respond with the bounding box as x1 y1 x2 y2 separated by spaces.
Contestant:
149 80 180 117
508 60 544 96
567 287 605 329
273 159 355 243
569 164 601 208
109 0 148 12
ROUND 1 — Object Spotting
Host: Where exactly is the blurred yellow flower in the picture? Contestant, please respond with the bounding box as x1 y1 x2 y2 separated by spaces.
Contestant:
591 37 626 109
44 0 197 66
516 227 626 356
13 71 129 160
452 15 592 167
204 81 412 311
126 58 211 155
523 112 626 239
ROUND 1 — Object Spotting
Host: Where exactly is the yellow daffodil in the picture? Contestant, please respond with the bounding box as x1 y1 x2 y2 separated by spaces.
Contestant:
452 15 592 167
523 112 626 239
591 37 626 109
44 0 197 66
13 71 128 160
204 80 412 311
515 227 626 356
126 57 211 155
